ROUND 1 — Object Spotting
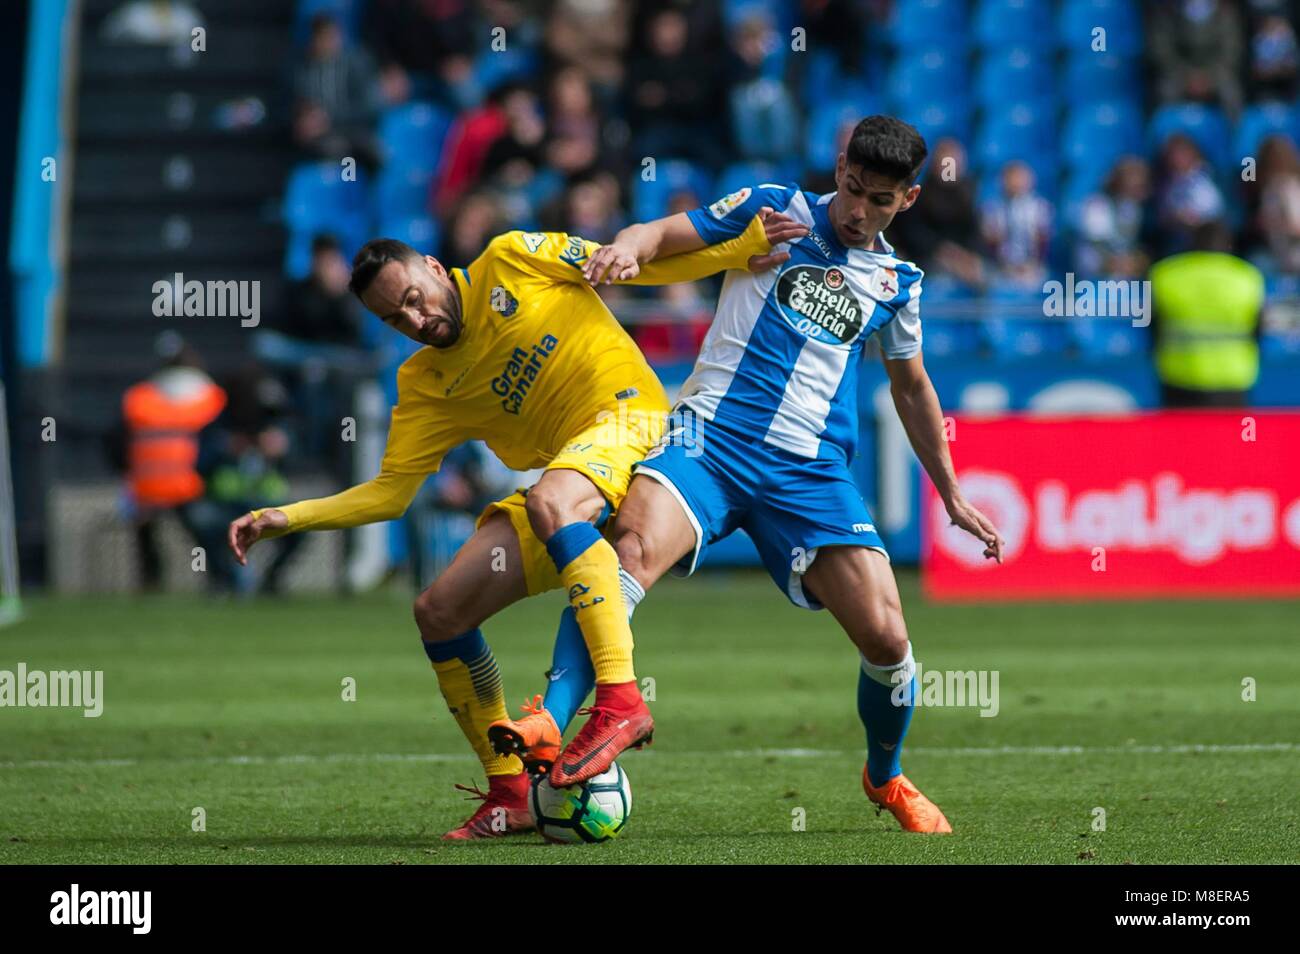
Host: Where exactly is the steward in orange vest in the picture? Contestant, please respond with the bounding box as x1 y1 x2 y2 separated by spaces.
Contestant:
122 367 227 509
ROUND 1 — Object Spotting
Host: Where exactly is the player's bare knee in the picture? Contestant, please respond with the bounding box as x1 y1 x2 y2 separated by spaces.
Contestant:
856 601 909 665
524 482 568 540
412 587 462 642
613 530 647 579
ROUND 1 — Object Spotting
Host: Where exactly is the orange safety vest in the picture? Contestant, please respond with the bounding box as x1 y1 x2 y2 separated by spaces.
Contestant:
123 377 227 508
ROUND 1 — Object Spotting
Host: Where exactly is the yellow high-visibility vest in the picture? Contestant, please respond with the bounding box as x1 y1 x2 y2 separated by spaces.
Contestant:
1150 251 1263 392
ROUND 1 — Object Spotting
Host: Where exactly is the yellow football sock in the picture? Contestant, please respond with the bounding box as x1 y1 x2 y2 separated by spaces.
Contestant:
425 630 521 777
547 523 636 685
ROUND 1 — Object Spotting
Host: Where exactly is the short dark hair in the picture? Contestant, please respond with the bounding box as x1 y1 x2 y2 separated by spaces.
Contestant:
845 115 928 185
349 238 422 299
1191 221 1234 254
310 232 341 256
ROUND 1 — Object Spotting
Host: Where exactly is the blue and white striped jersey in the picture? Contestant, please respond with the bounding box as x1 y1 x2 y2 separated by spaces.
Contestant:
682 183 924 463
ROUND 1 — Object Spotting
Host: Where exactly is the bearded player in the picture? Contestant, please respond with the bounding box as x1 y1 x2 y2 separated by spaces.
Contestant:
228 212 801 839
498 116 1005 832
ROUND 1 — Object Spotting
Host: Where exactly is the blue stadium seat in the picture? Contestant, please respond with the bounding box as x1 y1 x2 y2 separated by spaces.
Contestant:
283 161 370 233
974 46 1054 108
378 102 452 173
983 316 1075 359
1059 168 1106 228
1234 102 1300 160
723 0 785 28
716 161 798 197
974 0 1054 50
282 162 371 278
890 0 970 50
974 103 1057 175
374 165 433 221
916 277 984 357
1262 329 1300 358
907 99 974 148
1062 101 1144 179
888 46 968 108
1148 103 1231 170
474 45 540 93
631 160 714 223
1057 0 1143 57
1071 318 1151 361
1063 52 1142 106
807 99 880 171
377 215 441 254
293 0 363 44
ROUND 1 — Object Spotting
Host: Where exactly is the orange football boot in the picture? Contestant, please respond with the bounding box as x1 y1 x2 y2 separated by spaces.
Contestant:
487 694 563 775
441 772 533 841
863 768 952 833
549 691 653 787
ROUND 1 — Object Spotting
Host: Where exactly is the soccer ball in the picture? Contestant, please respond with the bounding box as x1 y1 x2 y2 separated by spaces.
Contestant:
529 761 632 844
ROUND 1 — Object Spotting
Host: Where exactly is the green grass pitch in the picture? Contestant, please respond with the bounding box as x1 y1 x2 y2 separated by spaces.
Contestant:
0 571 1296 864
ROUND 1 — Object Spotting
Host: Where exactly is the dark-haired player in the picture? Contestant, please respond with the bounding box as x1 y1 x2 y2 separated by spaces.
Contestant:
504 116 1005 830
227 215 800 839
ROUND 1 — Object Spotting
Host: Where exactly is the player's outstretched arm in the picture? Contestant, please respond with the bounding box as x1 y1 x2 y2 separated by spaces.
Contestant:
884 353 1005 563
226 470 425 566
584 208 807 285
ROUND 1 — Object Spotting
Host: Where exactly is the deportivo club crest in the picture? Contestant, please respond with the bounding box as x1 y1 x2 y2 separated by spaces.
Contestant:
490 284 519 318
775 265 866 345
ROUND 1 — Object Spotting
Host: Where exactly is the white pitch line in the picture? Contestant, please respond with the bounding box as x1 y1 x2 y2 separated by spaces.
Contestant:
0 742 1294 771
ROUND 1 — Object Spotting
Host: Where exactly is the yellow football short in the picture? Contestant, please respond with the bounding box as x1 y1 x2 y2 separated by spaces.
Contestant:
477 405 665 596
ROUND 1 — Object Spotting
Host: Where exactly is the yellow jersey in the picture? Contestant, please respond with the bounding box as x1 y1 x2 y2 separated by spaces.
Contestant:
265 216 770 533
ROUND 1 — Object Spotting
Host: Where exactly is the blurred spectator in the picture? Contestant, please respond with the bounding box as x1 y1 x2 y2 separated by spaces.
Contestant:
1076 156 1154 280
890 138 986 289
1150 222 1263 407
257 235 378 471
483 83 558 228
1253 135 1300 273
1149 0 1244 117
800 0 873 76
545 0 634 103
432 83 525 217
100 0 203 44
108 334 226 592
632 283 714 363
279 234 366 347
443 192 505 265
481 85 546 182
727 12 799 163
365 0 479 108
626 8 727 170
980 161 1053 288
405 441 515 587
293 14 382 170
189 366 305 596
543 170 625 243
545 67 606 178
1249 13 1300 100
1156 134 1226 255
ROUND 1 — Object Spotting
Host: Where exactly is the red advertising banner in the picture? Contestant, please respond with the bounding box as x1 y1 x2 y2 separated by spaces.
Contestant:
922 411 1300 600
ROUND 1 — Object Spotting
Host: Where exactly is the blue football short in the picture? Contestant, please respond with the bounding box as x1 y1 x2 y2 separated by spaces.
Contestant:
633 411 889 610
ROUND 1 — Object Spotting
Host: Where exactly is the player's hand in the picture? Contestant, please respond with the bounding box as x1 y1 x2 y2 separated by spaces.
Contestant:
584 242 640 286
228 509 287 566
758 205 809 247
945 496 1004 564
747 206 808 273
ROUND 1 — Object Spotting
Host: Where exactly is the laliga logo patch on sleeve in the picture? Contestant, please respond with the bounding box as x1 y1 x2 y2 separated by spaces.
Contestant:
709 187 751 219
